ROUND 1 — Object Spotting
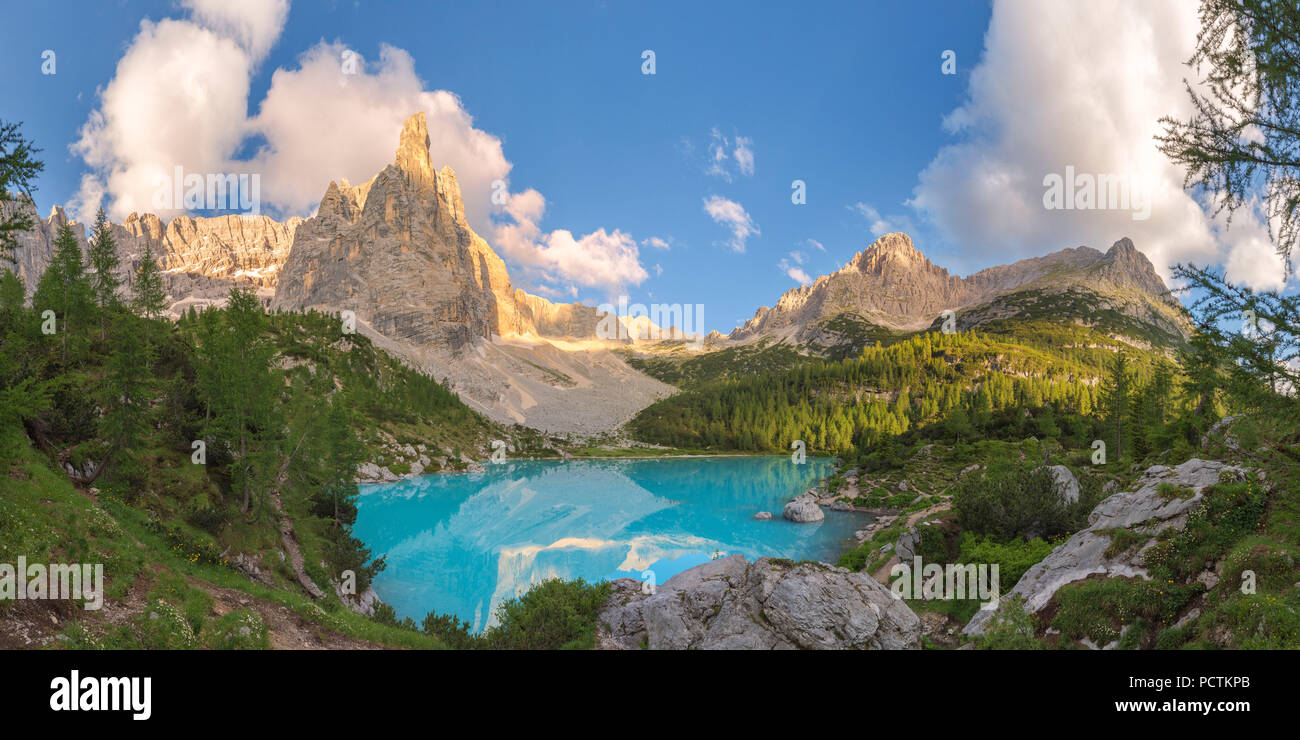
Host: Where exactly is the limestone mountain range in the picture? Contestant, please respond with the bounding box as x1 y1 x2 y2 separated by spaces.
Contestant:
6 112 1190 433
730 231 1190 350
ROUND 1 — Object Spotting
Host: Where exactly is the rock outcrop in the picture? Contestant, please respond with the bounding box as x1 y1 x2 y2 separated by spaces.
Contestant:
782 493 824 522
963 458 1244 636
597 555 921 650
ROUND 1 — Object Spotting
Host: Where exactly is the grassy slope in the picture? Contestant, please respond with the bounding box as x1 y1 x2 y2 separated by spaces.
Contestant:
0 441 442 650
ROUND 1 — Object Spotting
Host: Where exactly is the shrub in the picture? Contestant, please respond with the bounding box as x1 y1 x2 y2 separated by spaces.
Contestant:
1051 578 1201 646
953 464 1091 540
979 595 1042 650
422 611 477 649
956 532 1056 594
482 578 612 650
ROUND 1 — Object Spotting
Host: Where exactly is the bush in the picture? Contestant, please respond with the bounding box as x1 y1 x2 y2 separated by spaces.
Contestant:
371 602 417 631
953 464 1091 540
978 595 1042 650
422 611 477 649
956 532 1056 594
482 578 612 650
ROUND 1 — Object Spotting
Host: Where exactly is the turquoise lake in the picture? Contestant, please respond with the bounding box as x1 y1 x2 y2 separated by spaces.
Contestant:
354 456 867 631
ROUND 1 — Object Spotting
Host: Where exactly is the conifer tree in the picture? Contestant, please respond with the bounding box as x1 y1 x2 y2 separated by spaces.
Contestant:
1098 352 1133 462
88 206 121 342
132 243 167 356
33 223 92 364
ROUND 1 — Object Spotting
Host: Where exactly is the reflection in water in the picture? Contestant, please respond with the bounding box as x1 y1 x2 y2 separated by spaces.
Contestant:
354 457 867 632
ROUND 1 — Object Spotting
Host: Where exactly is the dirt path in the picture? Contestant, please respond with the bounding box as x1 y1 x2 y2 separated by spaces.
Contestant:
192 576 380 650
870 502 952 584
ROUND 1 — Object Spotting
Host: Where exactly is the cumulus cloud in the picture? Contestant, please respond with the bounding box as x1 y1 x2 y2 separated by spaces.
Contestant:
778 255 812 286
642 236 671 250
850 202 906 236
248 42 511 236
70 17 258 220
181 0 288 61
70 1 649 294
907 0 1285 289
778 249 812 285
703 195 759 253
491 189 648 294
704 128 755 181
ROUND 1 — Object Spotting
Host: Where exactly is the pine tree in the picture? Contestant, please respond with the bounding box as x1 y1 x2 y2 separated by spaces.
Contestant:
132 243 167 356
32 223 92 364
1179 327 1224 419
0 120 44 263
98 311 150 481
88 206 121 342
1098 352 1133 462
199 288 277 514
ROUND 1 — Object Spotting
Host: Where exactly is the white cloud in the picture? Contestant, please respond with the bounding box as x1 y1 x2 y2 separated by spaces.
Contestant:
247 42 511 236
778 252 812 286
850 202 899 236
181 0 288 61
70 1 649 295
492 189 649 294
733 136 755 177
806 238 825 251
908 0 1282 289
70 17 258 220
642 236 671 250
704 128 755 181
703 195 759 253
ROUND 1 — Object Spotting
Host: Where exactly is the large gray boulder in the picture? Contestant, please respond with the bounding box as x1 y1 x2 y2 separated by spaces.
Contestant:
782 493 824 523
964 458 1243 637
598 555 921 650
1045 464 1080 504
895 528 920 561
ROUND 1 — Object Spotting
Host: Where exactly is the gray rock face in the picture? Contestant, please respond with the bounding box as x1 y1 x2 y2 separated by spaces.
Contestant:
0 201 87 297
895 528 920 561
964 458 1243 636
1045 464 1080 504
783 494 824 522
2 197 300 312
752 511 772 520
597 555 921 650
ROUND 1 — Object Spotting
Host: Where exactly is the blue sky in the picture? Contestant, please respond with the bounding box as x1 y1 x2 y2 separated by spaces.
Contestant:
1 1 1286 332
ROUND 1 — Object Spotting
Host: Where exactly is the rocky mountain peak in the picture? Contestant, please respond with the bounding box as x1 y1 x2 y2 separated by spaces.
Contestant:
1097 236 1171 300
731 232 1189 346
395 112 435 178
847 232 943 278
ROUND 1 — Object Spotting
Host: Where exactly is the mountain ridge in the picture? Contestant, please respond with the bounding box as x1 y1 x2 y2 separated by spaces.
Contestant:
730 232 1189 352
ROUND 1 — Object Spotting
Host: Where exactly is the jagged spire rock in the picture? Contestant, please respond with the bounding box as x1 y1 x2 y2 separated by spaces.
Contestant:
271 112 539 349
